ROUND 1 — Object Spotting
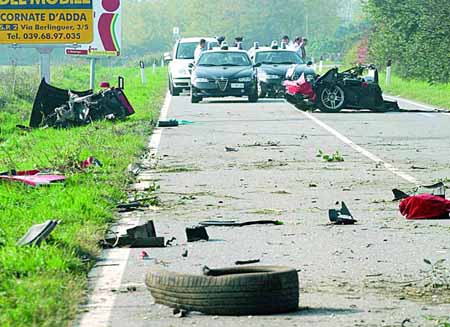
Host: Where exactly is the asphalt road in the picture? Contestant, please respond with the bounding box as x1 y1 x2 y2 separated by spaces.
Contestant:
77 94 450 327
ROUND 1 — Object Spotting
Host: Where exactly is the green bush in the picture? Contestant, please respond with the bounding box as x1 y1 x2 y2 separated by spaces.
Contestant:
365 0 450 83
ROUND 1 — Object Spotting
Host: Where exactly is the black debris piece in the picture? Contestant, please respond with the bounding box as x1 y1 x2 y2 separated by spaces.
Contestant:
17 220 60 246
166 237 177 247
235 259 261 265
392 182 446 201
329 202 357 225
103 220 165 248
199 220 283 227
117 201 149 212
392 189 410 201
186 226 209 242
158 120 179 127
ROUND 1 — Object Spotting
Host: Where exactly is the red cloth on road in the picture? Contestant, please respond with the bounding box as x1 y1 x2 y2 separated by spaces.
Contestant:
399 194 450 220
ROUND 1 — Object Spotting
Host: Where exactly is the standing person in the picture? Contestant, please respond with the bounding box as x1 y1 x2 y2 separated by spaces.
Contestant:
299 37 308 61
194 39 207 63
281 35 293 49
293 36 302 52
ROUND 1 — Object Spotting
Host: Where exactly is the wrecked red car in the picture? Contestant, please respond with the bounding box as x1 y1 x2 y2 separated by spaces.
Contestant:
284 64 399 113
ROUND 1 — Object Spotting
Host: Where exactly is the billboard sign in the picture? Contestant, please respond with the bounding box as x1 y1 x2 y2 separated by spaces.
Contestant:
65 0 121 57
0 0 94 44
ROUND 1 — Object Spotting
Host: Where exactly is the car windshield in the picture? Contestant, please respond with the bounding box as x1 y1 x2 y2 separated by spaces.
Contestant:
176 42 198 59
198 52 252 66
255 51 304 65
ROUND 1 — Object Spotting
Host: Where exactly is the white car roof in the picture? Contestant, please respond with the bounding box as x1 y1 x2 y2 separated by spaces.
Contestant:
178 37 217 43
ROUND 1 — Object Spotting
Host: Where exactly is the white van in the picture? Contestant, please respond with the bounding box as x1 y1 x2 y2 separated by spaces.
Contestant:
166 37 218 96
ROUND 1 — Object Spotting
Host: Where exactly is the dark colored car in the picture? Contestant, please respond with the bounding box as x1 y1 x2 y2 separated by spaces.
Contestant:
190 49 258 103
248 46 315 98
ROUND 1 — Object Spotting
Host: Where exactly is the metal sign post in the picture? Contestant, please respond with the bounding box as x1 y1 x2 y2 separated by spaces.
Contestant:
89 58 96 90
139 61 146 84
386 59 392 87
37 47 53 83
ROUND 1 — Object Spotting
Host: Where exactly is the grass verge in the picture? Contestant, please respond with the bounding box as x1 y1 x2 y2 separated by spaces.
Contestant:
379 72 450 110
0 63 167 326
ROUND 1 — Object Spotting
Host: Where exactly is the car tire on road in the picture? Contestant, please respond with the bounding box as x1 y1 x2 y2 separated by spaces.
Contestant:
146 266 299 316
317 84 345 113
169 78 182 96
248 89 259 103
190 88 202 103
257 82 267 98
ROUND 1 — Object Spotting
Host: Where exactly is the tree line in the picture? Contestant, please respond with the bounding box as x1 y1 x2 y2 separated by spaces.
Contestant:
122 0 357 60
365 0 450 83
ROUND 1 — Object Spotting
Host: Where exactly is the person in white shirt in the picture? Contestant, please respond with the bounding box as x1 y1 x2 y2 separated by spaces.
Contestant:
281 35 294 50
293 36 302 52
194 39 207 63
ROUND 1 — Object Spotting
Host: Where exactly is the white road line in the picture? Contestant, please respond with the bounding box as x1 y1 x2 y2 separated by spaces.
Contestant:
77 91 172 327
299 111 420 185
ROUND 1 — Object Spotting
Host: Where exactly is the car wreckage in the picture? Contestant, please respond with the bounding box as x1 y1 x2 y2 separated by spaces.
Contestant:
284 64 399 113
29 77 135 128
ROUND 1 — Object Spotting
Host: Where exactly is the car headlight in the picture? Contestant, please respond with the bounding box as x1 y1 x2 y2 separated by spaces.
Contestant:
238 77 252 82
193 77 208 83
259 72 279 81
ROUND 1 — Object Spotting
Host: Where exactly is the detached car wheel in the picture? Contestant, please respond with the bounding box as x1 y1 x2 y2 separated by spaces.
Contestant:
146 266 299 316
318 85 345 113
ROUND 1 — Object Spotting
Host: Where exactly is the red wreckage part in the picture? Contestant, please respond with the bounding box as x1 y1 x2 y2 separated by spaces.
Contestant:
283 73 316 101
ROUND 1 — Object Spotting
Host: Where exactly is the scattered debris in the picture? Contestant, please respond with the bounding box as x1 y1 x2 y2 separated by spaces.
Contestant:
399 194 450 220
392 189 410 201
243 141 280 148
199 220 283 227
16 124 32 132
393 182 446 201
17 220 60 246
0 170 66 187
81 156 102 169
235 259 261 265
166 237 177 247
158 119 194 127
102 220 165 248
173 308 188 318
186 226 209 242
329 202 357 225
127 163 142 176
158 120 179 127
116 201 149 212
309 183 318 188
140 251 150 260
182 249 188 257
225 146 239 152
316 149 344 162
146 266 299 315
